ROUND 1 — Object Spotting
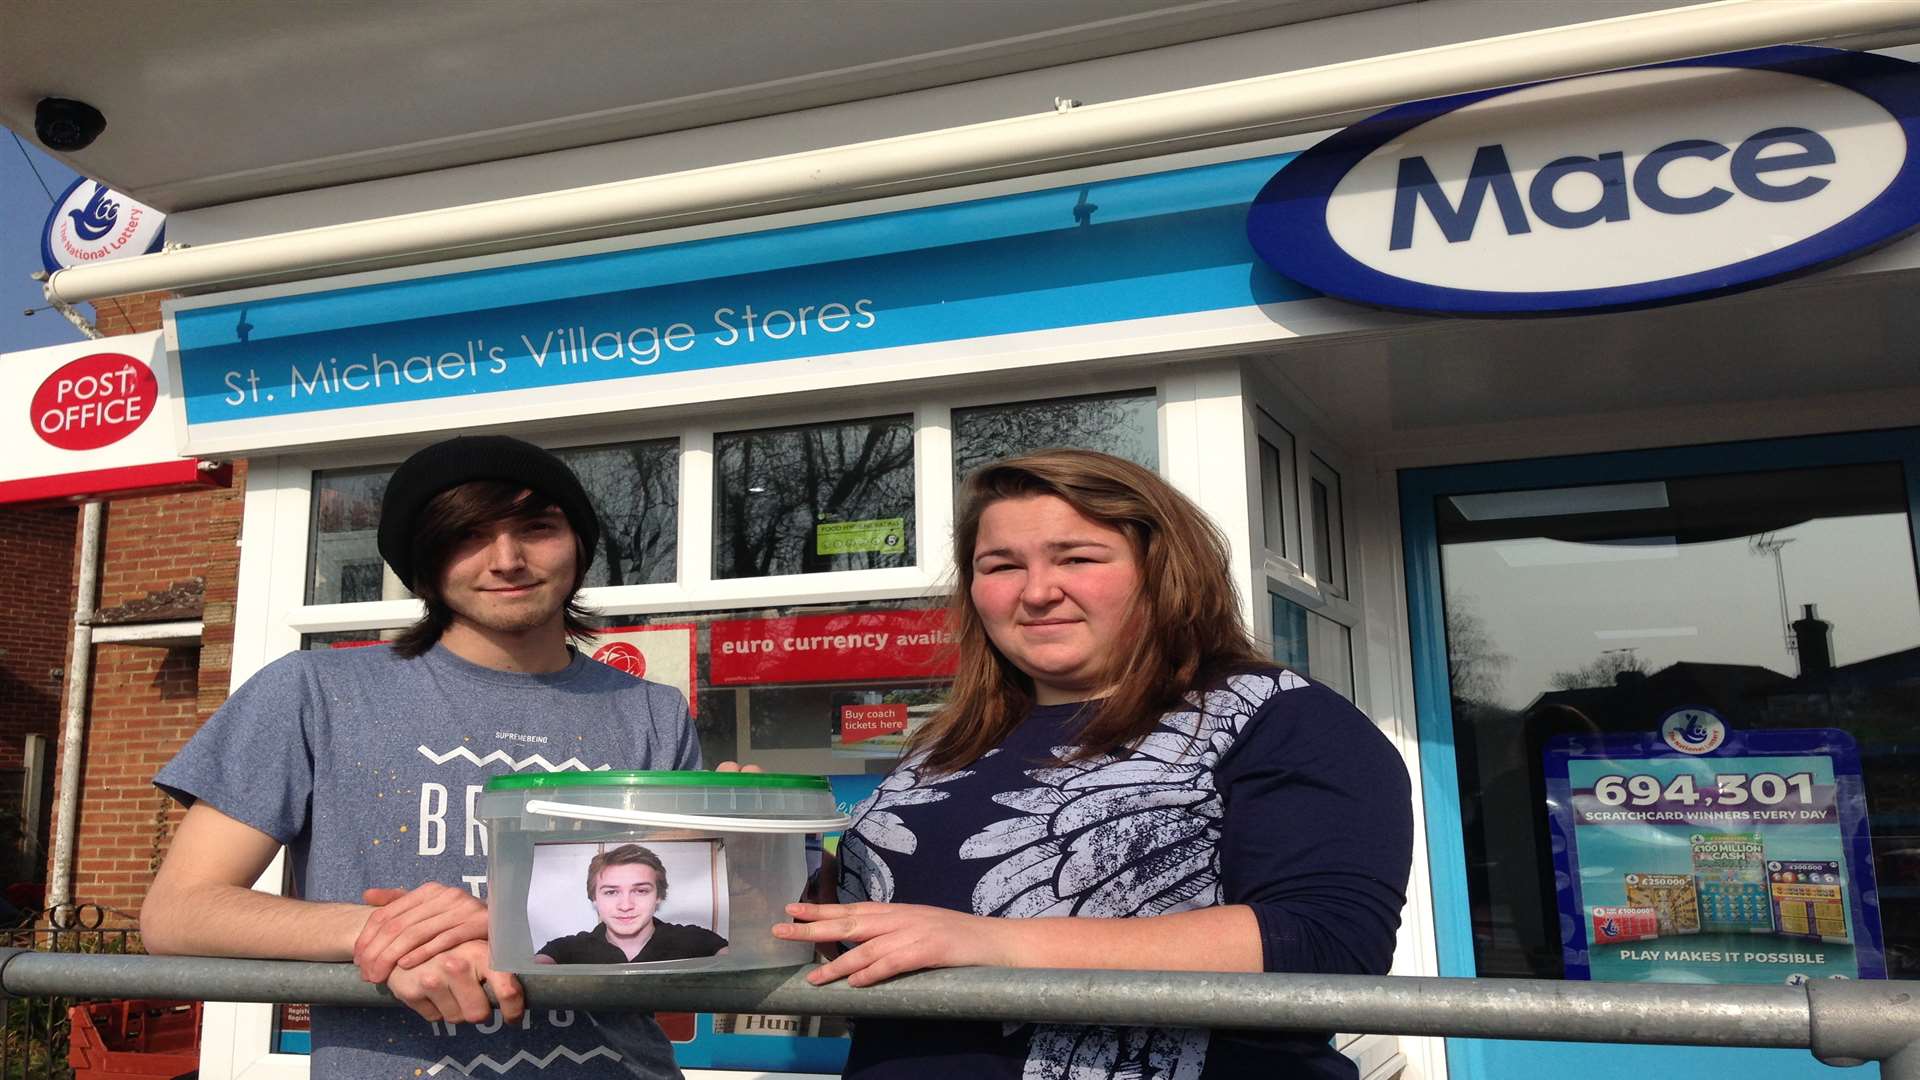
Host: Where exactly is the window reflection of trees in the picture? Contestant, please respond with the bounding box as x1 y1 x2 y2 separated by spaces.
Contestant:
952 391 1156 482
714 417 915 579
308 469 392 604
308 440 679 601
556 440 679 587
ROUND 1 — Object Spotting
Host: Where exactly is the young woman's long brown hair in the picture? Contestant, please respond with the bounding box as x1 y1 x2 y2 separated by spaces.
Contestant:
909 449 1268 774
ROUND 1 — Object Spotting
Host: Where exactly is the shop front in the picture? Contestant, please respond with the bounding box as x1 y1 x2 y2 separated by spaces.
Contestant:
148 40 1919 1080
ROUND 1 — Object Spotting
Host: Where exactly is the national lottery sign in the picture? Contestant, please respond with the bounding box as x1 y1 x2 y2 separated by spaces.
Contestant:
1544 719 1885 984
41 177 166 274
1246 46 1920 313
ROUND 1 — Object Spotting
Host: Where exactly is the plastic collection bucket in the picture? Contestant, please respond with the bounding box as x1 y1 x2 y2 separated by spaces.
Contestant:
479 771 850 974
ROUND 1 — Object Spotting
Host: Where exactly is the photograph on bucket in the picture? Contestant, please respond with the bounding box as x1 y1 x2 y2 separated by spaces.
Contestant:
529 839 730 965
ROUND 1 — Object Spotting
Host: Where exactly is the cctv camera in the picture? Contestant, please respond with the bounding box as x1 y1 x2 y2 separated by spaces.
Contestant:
35 98 106 152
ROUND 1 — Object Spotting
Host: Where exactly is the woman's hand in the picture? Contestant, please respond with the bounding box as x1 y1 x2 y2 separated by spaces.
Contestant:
386 939 523 1025
714 761 764 772
355 883 490 983
775 901 1021 986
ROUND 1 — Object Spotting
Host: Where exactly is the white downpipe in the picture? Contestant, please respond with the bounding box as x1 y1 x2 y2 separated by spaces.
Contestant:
45 0 1920 305
46 500 102 918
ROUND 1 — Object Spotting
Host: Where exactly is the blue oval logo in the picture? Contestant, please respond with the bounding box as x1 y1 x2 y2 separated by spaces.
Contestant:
1246 47 1920 314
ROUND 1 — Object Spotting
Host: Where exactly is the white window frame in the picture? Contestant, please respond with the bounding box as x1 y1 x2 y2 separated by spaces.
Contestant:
1242 366 1366 701
1307 451 1349 600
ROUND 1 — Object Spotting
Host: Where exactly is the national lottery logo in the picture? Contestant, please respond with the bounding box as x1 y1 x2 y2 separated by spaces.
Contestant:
1659 706 1726 755
41 177 166 274
69 185 118 241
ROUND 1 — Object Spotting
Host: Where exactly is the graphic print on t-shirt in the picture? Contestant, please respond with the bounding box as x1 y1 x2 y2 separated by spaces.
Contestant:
416 742 615 773
408 737 634 1076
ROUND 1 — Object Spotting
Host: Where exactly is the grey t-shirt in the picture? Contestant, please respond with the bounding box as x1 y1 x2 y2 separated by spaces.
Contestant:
155 642 701 1080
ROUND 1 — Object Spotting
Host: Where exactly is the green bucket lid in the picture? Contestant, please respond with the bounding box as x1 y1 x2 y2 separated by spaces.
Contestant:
484 770 830 792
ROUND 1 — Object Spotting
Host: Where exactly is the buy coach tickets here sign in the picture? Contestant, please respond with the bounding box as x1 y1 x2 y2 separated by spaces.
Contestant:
1 332 224 505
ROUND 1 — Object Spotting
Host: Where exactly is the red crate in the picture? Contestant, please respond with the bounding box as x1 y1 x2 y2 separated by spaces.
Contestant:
67 999 202 1080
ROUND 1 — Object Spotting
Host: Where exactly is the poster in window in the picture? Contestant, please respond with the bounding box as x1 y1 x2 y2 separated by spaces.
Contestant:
1544 714 1885 983
593 623 698 715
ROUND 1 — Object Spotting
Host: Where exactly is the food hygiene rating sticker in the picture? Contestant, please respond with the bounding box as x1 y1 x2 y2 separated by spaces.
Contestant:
816 518 905 556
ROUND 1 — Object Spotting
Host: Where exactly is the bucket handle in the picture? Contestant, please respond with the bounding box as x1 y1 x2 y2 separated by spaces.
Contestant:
524 800 853 833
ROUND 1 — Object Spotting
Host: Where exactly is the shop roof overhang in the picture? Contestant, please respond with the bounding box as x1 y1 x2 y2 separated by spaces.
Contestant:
37 0 1920 306
0 0 1406 215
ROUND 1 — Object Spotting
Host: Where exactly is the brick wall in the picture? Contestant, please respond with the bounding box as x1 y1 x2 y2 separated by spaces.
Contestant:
0 506 77 771
67 644 200 911
52 464 248 920
88 291 169 339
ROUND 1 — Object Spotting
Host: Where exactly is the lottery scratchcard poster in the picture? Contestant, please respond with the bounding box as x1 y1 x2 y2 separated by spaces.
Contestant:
1544 714 1885 984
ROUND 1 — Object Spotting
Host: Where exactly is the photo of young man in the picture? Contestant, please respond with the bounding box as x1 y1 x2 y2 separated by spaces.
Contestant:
537 844 728 965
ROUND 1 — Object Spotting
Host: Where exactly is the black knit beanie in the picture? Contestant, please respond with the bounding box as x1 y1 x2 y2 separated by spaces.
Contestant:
377 435 600 590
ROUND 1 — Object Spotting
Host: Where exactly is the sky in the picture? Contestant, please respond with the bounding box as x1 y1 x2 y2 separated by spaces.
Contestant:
2 131 86 354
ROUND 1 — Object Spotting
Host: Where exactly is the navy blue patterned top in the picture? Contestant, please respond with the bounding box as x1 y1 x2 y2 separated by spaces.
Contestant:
836 670 1413 1080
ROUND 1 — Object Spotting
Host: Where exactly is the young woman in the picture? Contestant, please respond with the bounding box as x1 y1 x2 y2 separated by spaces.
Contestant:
777 449 1414 1080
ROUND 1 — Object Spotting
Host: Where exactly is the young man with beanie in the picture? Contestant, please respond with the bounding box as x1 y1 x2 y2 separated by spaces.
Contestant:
143 435 701 1079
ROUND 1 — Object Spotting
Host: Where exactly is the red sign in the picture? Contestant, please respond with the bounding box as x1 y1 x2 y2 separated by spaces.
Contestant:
708 609 953 685
593 641 648 677
31 352 156 451
3 334 229 508
593 624 698 715
839 703 909 744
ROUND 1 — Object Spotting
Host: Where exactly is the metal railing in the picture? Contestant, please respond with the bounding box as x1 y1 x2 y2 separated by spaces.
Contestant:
0 905 142 1080
0 950 1914 1078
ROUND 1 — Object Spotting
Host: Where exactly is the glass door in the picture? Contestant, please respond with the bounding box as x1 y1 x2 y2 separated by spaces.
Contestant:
1402 430 1920 1080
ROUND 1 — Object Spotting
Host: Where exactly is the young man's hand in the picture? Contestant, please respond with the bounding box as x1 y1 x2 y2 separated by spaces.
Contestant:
355 883 491 983
386 939 523 1025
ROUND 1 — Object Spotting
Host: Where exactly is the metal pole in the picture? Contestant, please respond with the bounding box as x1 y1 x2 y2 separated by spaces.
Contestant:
8 952 1916 1072
1806 979 1920 1080
44 501 102 919
0 950 1810 1046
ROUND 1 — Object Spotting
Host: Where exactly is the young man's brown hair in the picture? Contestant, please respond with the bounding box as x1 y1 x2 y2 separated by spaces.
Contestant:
586 844 668 901
373 435 604 658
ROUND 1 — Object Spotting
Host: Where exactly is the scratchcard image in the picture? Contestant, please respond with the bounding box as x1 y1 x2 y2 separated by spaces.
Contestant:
1768 859 1850 944
1623 872 1700 935
1691 832 1771 934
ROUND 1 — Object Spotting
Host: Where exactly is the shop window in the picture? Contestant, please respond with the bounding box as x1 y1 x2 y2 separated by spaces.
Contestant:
1434 461 1920 982
308 466 398 605
305 438 678 604
559 439 679 588
1255 411 1300 563
336 560 386 604
713 416 915 580
951 389 1157 483
585 599 949 776
1308 454 1347 597
1269 593 1355 701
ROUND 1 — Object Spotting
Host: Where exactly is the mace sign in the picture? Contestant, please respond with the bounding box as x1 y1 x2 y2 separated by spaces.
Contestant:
1 332 227 506
1247 46 1920 313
